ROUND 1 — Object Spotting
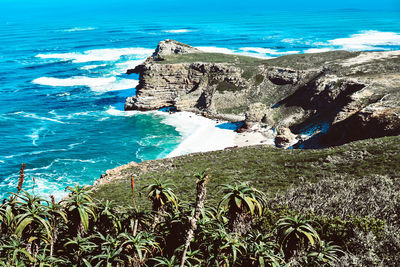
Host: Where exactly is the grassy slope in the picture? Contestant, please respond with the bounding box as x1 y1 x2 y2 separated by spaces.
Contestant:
92 135 400 208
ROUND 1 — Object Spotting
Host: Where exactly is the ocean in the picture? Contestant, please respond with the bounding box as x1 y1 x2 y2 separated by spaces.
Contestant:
0 9 399 199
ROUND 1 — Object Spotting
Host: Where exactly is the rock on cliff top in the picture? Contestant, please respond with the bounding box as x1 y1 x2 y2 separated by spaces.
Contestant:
151 39 200 61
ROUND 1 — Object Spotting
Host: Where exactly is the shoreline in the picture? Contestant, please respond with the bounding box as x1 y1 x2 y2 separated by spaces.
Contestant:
93 110 276 187
162 111 275 157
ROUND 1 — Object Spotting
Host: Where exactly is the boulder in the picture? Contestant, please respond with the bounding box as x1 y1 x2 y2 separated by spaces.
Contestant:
275 127 297 148
245 103 267 124
152 39 200 61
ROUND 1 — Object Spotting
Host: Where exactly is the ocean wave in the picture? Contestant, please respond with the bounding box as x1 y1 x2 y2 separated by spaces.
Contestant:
10 111 65 124
196 46 294 59
32 76 139 93
0 171 74 201
196 46 273 59
36 47 153 63
196 46 236 54
163 29 193 33
328 30 400 50
239 47 300 55
105 105 141 116
110 59 147 75
50 110 100 120
4 142 85 159
60 27 96 32
56 92 71 97
303 48 333 53
80 64 107 70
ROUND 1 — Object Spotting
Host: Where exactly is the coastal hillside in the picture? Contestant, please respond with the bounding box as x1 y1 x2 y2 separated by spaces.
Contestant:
125 40 400 148
92 135 400 207
91 135 400 265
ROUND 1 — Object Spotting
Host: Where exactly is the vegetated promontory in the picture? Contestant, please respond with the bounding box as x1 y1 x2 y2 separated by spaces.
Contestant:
126 39 400 148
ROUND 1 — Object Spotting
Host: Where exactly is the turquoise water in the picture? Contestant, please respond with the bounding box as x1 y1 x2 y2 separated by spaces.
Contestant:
0 10 400 198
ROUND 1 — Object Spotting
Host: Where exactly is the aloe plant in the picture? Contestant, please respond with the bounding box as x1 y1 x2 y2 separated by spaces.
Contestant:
62 184 97 235
276 215 321 260
218 182 266 235
306 240 343 266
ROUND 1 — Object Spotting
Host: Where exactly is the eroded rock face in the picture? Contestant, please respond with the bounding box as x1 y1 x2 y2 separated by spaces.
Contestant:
125 62 247 112
321 102 400 146
125 39 400 147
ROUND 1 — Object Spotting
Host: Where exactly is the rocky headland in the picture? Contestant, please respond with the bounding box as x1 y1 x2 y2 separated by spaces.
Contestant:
125 39 400 148
91 41 400 265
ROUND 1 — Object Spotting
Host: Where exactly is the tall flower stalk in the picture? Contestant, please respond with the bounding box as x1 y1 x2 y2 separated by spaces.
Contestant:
180 172 209 267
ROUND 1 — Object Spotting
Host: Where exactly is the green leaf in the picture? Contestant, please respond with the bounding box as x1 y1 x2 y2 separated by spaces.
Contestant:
15 217 33 236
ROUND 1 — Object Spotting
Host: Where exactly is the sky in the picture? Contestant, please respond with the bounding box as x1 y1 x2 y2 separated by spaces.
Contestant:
1 0 399 13
0 0 399 22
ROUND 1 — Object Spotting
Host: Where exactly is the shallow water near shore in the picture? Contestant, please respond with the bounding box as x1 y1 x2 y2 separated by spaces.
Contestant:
0 9 400 199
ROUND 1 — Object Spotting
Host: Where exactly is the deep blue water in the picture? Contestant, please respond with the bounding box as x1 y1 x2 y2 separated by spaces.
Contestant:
0 10 399 198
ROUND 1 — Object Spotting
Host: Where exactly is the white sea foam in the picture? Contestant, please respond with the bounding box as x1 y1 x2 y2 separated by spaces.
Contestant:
196 46 273 59
80 64 107 70
197 46 293 59
32 76 138 93
281 38 299 44
4 142 84 159
328 30 400 50
239 47 299 55
26 127 45 146
303 48 333 53
36 47 153 63
11 111 65 124
196 46 237 54
61 27 96 32
105 106 139 116
110 59 146 75
56 92 71 97
105 108 236 157
163 29 192 33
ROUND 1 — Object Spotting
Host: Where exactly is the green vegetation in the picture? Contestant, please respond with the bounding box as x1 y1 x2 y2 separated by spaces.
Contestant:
219 105 248 115
92 135 400 207
158 50 361 71
158 53 267 65
1 135 399 265
0 168 346 266
215 81 242 92
255 74 265 86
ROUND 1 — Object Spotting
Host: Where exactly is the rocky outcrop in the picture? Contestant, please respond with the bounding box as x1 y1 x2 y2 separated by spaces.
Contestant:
275 128 297 148
125 62 248 112
152 39 200 61
244 103 267 128
125 40 400 148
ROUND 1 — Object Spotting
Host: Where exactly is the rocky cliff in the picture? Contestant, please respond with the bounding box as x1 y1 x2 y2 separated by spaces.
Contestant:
125 40 400 148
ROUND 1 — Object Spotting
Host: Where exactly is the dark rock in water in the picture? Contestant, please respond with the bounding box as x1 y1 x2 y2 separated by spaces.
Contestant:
125 40 400 147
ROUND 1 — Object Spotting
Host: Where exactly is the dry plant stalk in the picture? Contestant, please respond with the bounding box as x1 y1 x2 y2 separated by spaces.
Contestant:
180 174 209 267
17 163 26 193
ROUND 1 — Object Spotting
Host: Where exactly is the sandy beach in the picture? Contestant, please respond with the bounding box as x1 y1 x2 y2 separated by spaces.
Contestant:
160 111 275 157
